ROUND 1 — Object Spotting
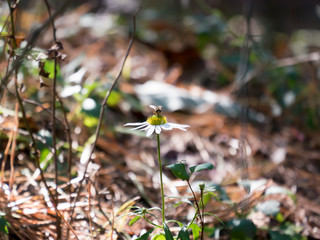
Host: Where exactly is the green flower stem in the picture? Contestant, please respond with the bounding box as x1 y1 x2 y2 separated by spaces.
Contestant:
200 186 205 240
157 134 165 224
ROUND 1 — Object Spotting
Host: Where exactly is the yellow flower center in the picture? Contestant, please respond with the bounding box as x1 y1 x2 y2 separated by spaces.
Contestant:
147 115 167 125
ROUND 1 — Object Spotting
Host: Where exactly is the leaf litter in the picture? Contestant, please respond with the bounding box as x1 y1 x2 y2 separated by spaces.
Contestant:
0 2 319 239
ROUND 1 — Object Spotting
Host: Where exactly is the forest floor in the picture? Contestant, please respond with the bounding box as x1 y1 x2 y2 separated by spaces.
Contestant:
1 2 320 239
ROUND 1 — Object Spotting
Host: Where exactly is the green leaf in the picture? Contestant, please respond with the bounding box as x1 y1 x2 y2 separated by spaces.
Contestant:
163 223 174 240
189 223 201 240
269 222 306 240
39 148 53 171
167 163 190 181
129 216 141 226
107 91 122 107
275 212 285 223
136 229 155 240
228 219 256 240
83 115 99 128
203 212 224 224
206 190 223 205
43 60 61 79
167 196 193 207
0 216 10 234
200 192 211 208
174 201 185 208
40 148 50 163
167 220 184 228
152 234 166 240
177 226 190 240
269 231 292 240
189 163 214 174
84 82 100 98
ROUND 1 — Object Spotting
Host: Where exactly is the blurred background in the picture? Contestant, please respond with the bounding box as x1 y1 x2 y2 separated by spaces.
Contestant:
1 0 320 239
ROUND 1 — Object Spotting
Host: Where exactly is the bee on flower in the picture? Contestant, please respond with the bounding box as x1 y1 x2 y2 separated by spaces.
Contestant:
124 105 190 137
152 105 163 115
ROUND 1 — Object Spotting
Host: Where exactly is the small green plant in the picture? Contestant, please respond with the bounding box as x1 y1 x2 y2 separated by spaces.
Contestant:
124 105 221 239
0 214 10 235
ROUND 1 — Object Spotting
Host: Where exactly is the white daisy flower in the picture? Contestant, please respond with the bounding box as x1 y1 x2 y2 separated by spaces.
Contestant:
124 105 190 137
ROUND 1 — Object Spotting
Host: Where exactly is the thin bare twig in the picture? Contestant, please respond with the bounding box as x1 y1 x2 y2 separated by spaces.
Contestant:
55 92 73 200
0 0 71 99
0 122 14 182
1 1 79 239
43 0 61 237
9 102 18 193
68 6 141 232
1 1 17 183
6 0 19 201
6 0 52 220
6 0 52 223
88 180 94 239
44 0 57 42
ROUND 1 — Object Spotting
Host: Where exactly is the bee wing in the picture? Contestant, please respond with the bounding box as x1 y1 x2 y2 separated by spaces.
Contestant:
149 105 157 109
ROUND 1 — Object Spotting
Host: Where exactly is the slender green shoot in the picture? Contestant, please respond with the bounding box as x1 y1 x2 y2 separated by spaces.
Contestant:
157 134 166 224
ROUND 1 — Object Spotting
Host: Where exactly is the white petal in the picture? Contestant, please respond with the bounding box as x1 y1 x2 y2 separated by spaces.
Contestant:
177 127 188 131
130 123 150 130
141 125 151 131
124 122 148 127
168 123 190 128
161 123 173 130
132 125 150 132
130 127 144 131
155 125 162 134
167 122 190 131
146 126 155 137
